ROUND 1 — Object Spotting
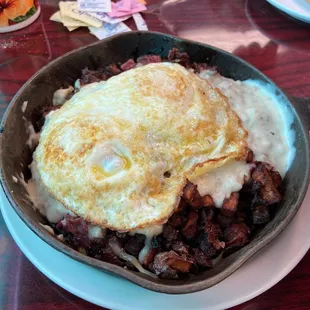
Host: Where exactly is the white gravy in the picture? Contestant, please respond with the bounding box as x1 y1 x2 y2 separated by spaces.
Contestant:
192 70 295 207
194 160 253 207
199 70 295 177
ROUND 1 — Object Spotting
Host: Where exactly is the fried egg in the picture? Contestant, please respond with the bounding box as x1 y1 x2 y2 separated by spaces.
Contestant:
34 63 248 231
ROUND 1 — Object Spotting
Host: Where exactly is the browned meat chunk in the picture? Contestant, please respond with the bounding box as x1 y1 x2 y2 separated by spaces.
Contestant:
241 179 261 193
235 211 247 224
167 47 182 60
120 59 136 71
162 224 178 241
100 245 125 267
56 214 91 249
221 192 239 217
56 215 110 256
204 222 224 251
124 234 146 257
192 248 213 268
107 64 122 75
169 213 185 228
198 222 224 257
42 105 61 117
182 181 214 208
167 48 191 68
60 215 88 235
246 149 254 163
224 223 250 250
171 240 190 256
137 55 162 65
252 163 281 205
217 214 233 229
260 184 281 204
181 211 198 239
153 251 194 278
80 64 122 86
174 198 187 213
252 205 270 225
192 62 210 73
252 164 266 185
182 181 198 202
202 195 215 207
189 193 206 208
80 67 108 85
87 242 105 259
269 170 282 188
198 232 217 257
200 208 215 223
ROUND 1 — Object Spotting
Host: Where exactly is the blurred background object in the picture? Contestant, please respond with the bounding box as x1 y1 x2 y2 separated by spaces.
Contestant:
0 0 41 33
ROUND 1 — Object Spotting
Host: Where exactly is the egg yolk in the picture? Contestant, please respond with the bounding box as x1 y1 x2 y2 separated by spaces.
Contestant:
92 153 131 177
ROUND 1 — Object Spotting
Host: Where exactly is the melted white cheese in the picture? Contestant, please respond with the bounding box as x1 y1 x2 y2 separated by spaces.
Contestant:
74 79 81 90
130 225 163 264
130 225 163 239
109 238 157 278
18 161 74 223
22 101 28 113
26 161 110 239
195 160 252 207
21 161 108 238
88 224 106 239
52 86 74 106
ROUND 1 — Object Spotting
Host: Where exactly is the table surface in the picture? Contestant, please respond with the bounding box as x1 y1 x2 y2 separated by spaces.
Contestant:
1 0 310 309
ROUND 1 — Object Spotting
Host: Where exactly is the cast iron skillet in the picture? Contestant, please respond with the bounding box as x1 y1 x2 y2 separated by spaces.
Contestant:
0 31 309 294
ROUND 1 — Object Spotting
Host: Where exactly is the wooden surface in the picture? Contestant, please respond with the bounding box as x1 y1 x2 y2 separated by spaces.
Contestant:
1 0 310 309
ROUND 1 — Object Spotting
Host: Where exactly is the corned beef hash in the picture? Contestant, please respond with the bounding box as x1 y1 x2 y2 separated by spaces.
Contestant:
19 49 295 279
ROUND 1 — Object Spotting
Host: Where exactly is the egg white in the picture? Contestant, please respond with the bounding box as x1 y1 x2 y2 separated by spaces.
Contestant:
34 63 248 231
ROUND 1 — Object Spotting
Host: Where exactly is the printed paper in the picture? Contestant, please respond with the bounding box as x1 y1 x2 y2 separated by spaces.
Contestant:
78 0 112 13
89 22 131 39
132 13 148 30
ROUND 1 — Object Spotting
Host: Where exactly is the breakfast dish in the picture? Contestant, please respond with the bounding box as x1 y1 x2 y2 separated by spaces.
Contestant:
18 48 295 280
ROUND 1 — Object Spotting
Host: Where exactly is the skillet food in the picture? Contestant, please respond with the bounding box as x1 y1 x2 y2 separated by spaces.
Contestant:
18 48 295 280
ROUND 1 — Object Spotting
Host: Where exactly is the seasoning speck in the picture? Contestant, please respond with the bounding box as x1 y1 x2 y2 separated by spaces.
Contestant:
0 40 19 50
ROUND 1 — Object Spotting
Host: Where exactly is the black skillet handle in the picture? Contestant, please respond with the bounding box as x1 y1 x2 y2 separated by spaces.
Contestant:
288 96 310 133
